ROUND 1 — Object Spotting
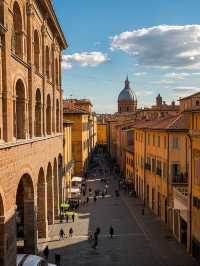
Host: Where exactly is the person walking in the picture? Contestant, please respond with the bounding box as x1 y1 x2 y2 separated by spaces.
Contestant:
94 194 97 202
96 227 100 236
43 245 49 260
86 196 89 203
92 231 98 249
72 213 75 223
109 226 114 238
59 228 65 240
69 227 73 237
65 213 69 223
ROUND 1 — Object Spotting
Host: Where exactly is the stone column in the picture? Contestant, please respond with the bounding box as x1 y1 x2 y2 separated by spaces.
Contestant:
0 209 17 266
47 178 54 225
37 182 48 239
23 199 37 254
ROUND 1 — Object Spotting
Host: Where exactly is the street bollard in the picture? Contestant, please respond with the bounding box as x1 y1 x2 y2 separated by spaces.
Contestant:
55 254 61 266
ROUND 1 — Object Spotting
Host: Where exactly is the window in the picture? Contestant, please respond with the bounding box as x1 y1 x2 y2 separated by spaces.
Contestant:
13 2 23 58
196 100 200 106
46 46 50 79
194 158 200 186
172 136 179 149
164 136 167 149
152 158 156 172
157 136 160 147
46 94 51 135
148 134 150 145
34 30 40 71
153 135 155 146
171 163 180 178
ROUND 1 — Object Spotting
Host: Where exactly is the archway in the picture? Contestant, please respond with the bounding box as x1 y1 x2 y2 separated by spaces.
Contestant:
35 89 42 137
34 30 40 72
53 159 59 219
56 99 59 133
13 1 23 57
46 94 51 135
58 154 63 204
16 174 36 253
37 168 47 238
47 163 54 225
15 79 26 139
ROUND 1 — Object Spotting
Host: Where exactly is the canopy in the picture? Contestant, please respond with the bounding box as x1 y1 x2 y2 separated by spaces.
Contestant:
72 176 83 182
68 187 81 193
60 203 70 209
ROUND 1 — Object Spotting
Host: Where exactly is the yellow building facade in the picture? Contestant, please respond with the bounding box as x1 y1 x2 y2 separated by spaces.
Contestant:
63 120 74 200
97 123 107 145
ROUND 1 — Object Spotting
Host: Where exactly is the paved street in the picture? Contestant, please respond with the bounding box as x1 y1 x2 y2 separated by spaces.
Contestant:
42 153 198 266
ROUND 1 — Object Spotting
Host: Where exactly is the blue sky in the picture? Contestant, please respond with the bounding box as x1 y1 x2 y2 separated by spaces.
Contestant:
54 0 200 113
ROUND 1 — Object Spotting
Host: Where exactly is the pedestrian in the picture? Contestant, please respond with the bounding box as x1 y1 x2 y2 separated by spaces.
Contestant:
69 227 73 237
96 227 100 236
102 191 104 198
43 245 49 260
94 195 97 202
92 231 98 249
72 213 75 223
59 228 65 240
65 213 69 223
86 196 89 203
109 226 114 238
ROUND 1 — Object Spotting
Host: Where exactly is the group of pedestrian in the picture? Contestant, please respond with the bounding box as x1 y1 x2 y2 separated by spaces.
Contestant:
59 227 74 240
89 226 115 250
64 212 75 223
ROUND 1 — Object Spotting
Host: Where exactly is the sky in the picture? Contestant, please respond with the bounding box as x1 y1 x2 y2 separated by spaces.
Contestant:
53 0 200 113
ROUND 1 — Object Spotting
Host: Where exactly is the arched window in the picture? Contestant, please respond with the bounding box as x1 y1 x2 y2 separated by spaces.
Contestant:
56 99 59 133
46 94 51 135
46 46 50 79
55 58 59 86
13 2 23 57
35 89 42 137
34 31 40 72
15 79 26 139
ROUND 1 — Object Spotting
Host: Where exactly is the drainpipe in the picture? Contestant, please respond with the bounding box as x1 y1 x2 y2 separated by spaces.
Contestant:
186 131 192 254
167 132 170 228
144 130 147 208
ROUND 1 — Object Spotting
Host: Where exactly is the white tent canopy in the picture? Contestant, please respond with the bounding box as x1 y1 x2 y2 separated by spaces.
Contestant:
72 176 83 182
68 187 81 194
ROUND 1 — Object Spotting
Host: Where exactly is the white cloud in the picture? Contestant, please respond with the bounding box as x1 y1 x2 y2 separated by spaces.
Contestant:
136 90 154 96
111 25 200 69
62 52 109 69
134 72 147 76
173 86 200 97
164 72 189 80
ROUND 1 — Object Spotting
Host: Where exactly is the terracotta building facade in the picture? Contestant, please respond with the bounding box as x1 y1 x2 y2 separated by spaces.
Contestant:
0 0 67 265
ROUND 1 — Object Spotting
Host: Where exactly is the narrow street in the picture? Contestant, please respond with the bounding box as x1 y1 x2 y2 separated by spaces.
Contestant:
44 151 198 266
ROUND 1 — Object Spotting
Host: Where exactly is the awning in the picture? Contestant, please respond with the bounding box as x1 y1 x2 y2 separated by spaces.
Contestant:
68 187 81 193
72 176 83 182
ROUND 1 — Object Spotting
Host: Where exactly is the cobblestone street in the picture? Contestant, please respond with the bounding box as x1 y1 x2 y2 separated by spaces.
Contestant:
41 153 198 266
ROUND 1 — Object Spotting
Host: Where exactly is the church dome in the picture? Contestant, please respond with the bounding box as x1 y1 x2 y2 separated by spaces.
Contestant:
118 76 136 102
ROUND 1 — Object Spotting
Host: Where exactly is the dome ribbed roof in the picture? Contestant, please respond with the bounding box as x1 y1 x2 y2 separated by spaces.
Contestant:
118 77 136 102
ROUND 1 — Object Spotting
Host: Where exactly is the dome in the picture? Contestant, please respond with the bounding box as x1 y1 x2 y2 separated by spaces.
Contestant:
118 76 136 102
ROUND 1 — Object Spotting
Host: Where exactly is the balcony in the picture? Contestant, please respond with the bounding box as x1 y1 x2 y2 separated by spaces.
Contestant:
171 173 188 185
189 129 200 137
145 163 151 171
173 186 188 221
156 168 162 177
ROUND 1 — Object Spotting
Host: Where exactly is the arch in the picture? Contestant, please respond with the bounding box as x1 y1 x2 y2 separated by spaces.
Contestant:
35 89 42 137
37 167 47 238
16 173 36 253
34 30 40 72
45 46 50 79
58 154 63 204
14 79 26 139
56 99 60 133
55 58 59 86
47 162 54 225
13 1 23 57
53 158 59 218
46 94 51 135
